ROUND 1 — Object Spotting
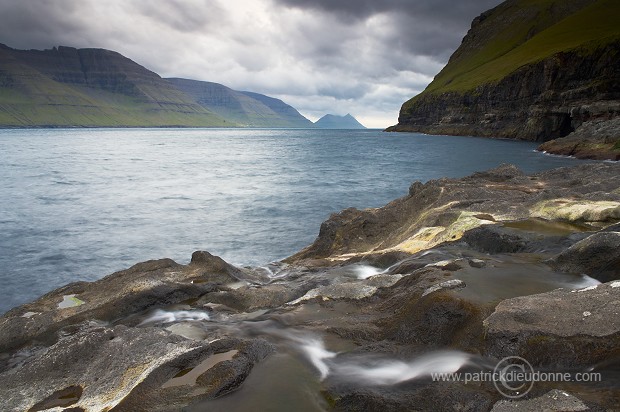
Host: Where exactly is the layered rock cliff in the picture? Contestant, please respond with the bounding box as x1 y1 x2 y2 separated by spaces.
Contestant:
0 44 229 127
387 0 620 158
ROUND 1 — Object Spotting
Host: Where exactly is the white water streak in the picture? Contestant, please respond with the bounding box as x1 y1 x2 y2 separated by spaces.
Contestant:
293 334 471 385
334 350 471 385
138 309 210 326
353 265 384 279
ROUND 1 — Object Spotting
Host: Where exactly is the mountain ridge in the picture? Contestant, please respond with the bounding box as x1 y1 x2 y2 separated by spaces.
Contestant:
0 44 314 128
166 78 313 128
0 44 230 127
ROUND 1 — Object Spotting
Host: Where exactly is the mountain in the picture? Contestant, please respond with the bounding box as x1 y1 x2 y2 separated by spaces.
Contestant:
239 91 315 128
314 113 366 129
387 0 620 158
167 78 313 127
0 44 229 127
0 44 314 128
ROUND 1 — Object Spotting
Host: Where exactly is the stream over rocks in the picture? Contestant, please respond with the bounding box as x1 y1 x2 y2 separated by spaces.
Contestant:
1 163 619 411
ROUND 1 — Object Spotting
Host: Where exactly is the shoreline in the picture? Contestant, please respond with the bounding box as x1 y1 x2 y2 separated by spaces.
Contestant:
1 162 619 410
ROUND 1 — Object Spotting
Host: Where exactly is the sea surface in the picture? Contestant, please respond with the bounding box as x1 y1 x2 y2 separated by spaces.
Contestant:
0 128 589 313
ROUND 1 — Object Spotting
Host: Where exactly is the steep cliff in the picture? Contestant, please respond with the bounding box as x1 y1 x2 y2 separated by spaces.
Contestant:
0 44 230 127
387 0 620 155
167 78 313 127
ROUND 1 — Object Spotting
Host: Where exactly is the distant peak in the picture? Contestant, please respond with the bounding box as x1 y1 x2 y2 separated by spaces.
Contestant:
314 113 366 129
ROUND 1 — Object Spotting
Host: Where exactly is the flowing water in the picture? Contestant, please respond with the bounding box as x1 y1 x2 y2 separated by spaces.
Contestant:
115 254 607 411
0 128 588 313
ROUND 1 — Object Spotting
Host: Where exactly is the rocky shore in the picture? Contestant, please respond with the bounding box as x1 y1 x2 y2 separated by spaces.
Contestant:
537 117 620 161
1 163 619 411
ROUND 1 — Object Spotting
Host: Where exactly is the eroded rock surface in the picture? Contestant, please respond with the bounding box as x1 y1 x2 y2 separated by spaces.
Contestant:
548 231 620 282
484 281 620 368
538 117 620 160
491 389 589 412
288 163 620 262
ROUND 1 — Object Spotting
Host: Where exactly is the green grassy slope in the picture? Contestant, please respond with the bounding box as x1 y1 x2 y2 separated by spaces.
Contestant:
239 91 314 127
408 0 619 101
168 78 313 127
0 45 232 127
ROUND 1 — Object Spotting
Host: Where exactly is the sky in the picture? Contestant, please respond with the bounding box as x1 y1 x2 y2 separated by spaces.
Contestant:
0 0 503 128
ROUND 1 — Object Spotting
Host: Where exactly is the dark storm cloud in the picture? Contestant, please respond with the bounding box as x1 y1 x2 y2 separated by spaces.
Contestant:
129 0 226 33
274 0 503 58
0 0 86 49
274 0 501 24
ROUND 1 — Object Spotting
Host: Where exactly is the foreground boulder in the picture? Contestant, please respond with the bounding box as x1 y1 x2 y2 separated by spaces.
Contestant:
484 281 620 368
0 325 208 411
491 389 589 412
548 231 620 282
0 324 272 412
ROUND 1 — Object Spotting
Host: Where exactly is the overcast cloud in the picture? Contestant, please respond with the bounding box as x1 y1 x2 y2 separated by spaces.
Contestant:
0 0 502 127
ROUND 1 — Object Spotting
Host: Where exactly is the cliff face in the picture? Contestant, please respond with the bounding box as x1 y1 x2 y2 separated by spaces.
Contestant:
388 0 620 146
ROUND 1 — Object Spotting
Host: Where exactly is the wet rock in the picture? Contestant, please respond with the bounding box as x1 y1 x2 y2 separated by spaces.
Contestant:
370 268 489 350
111 338 274 412
199 282 314 312
288 283 379 305
462 225 530 254
491 389 588 412
484 281 620 368
190 250 245 282
382 290 486 349
426 259 464 271
0 252 242 353
547 231 620 282
386 258 428 275
343 251 412 268
538 117 620 161
602 221 620 232
421 279 466 296
468 258 486 268
194 340 273 396
364 274 403 288
0 325 211 411
327 380 495 412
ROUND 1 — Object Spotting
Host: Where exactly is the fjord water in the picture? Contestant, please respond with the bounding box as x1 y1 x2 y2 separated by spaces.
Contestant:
0 128 587 313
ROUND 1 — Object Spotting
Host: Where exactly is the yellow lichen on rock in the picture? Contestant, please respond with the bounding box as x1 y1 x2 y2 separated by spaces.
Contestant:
532 199 620 222
393 212 496 254
395 226 446 254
